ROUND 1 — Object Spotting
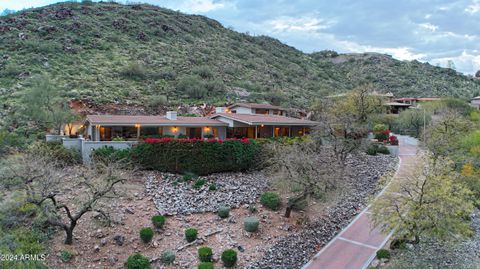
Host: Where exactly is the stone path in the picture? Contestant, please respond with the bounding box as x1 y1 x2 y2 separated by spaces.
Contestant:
302 135 419 269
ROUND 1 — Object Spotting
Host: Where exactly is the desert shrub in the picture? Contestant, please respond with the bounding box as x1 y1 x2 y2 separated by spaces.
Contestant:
198 247 213 262
377 145 390 154
197 262 214 269
120 62 148 80
131 138 259 175
151 215 166 229
183 173 195 182
32 141 81 166
139 228 154 243
244 216 259 232
217 206 230 218
260 192 281 210
92 146 131 163
221 249 237 267
193 66 214 79
185 228 198 242
366 144 389 155
125 254 150 269
177 76 207 99
376 249 391 259
208 183 217 191
160 250 175 265
248 204 257 213
193 179 206 189
148 95 168 107
60 250 73 262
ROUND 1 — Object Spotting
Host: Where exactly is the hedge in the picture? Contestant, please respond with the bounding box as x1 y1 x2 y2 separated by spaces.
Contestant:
131 138 258 175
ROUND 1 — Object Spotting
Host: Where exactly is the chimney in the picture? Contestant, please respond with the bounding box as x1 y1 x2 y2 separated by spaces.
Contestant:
166 111 177 120
215 107 226 113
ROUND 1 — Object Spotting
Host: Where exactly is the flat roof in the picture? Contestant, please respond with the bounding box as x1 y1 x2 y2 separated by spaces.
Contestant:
228 103 286 111
211 113 318 126
85 115 228 126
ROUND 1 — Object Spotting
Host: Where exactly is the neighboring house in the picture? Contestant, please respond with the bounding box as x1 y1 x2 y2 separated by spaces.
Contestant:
471 96 480 109
83 104 318 141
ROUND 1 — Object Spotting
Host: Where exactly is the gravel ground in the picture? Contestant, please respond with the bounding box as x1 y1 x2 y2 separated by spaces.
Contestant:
146 172 269 215
387 210 480 269
246 153 398 269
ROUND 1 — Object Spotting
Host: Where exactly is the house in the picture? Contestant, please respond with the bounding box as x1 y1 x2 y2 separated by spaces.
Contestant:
83 103 318 141
471 96 480 109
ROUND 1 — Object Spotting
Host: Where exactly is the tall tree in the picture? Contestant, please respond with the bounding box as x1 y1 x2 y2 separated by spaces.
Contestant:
372 155 474 245
22 74 76 134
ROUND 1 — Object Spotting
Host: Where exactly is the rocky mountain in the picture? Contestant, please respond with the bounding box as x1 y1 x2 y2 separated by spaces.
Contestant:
1 1 479 115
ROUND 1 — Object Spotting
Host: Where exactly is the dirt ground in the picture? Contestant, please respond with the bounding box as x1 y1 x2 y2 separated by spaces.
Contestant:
45 172 327 269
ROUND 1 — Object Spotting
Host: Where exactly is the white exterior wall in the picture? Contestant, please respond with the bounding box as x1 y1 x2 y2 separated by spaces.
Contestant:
45 135 69 142
62 138 83 151
471 99 480 109
232 107 253 114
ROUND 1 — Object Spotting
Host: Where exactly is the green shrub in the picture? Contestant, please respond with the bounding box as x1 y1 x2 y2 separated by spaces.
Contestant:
120 62 148 80
374 132 389 141
373 124 388 132
376 249 391 259
160 250 175 265
125 254 150 269
248 204 257 213
151 215 166 229
198 247 213 262
204 134 215 139
366 144 378 155
132 139 259 175
193 179 206 189
377 145 390 154
221 249 237 267
60 250 73 262
177 134 188 139
33 142 81 166
185 228 198 242
208 183 217 191
260 192 281 210
183 173 195 182
92 146 131 162
217 206 230 218
244 216 259 232
197 262 214 269
139 228 154 243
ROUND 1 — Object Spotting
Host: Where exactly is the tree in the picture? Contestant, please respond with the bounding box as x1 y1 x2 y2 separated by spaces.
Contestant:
265 140 341 218
22 74 76 134
1 150 129 244
371 155 474 245
475 70 480 78
395 108 431 137
424 110 470 159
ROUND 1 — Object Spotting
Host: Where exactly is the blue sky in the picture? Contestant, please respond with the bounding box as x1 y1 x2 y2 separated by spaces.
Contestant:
2 0 480 74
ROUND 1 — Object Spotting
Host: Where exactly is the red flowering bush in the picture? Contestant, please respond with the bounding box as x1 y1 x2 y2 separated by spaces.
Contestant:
375 130 391 142
389 135 399 145
132 138 258 175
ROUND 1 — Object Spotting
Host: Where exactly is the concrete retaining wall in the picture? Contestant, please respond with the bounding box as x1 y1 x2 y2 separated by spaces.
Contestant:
81 141 138 164
46 135 69 142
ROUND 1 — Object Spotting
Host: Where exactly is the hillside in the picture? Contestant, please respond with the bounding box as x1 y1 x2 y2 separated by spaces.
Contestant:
1 1 479 117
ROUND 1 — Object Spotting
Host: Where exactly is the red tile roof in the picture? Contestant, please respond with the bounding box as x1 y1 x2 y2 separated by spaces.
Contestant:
211 113 318 126
228 103 286 110
85 115 228 126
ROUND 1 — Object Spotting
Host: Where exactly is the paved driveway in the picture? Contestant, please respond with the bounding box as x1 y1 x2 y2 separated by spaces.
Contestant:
302 135 419 269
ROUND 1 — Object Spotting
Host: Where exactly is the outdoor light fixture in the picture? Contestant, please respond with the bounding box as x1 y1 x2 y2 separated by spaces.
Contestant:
261 124 264 127
204 127 210 132
95 124 101 128
134 124 140 128
172 126 177 132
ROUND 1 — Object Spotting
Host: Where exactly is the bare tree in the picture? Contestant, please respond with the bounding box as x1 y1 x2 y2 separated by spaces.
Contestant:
265 140 340 218
1 152 129 245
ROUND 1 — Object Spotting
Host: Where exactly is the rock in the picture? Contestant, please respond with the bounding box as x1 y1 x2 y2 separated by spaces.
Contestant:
93 245 100 252
107 254 117 266
113 235 125 246
100 238 107 246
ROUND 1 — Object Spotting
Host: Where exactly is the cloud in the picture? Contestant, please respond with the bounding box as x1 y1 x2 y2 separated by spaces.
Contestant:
465 0 480 14
267 16 335 33
431 50 480 74
418 23 439 32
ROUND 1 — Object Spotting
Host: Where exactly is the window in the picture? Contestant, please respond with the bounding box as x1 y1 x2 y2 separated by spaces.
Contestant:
255 108 269 114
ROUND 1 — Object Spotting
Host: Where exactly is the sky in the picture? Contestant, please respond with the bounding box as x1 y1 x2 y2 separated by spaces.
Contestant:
2 0 480 75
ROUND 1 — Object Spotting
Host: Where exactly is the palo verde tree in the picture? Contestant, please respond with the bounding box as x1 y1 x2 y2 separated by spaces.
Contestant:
21 74 76 135
0 148 129 244
265 139 341 218
371 155 474 246
394 108 432 138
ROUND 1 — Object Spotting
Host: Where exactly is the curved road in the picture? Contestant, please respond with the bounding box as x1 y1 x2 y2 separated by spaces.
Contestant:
302 135 419 269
